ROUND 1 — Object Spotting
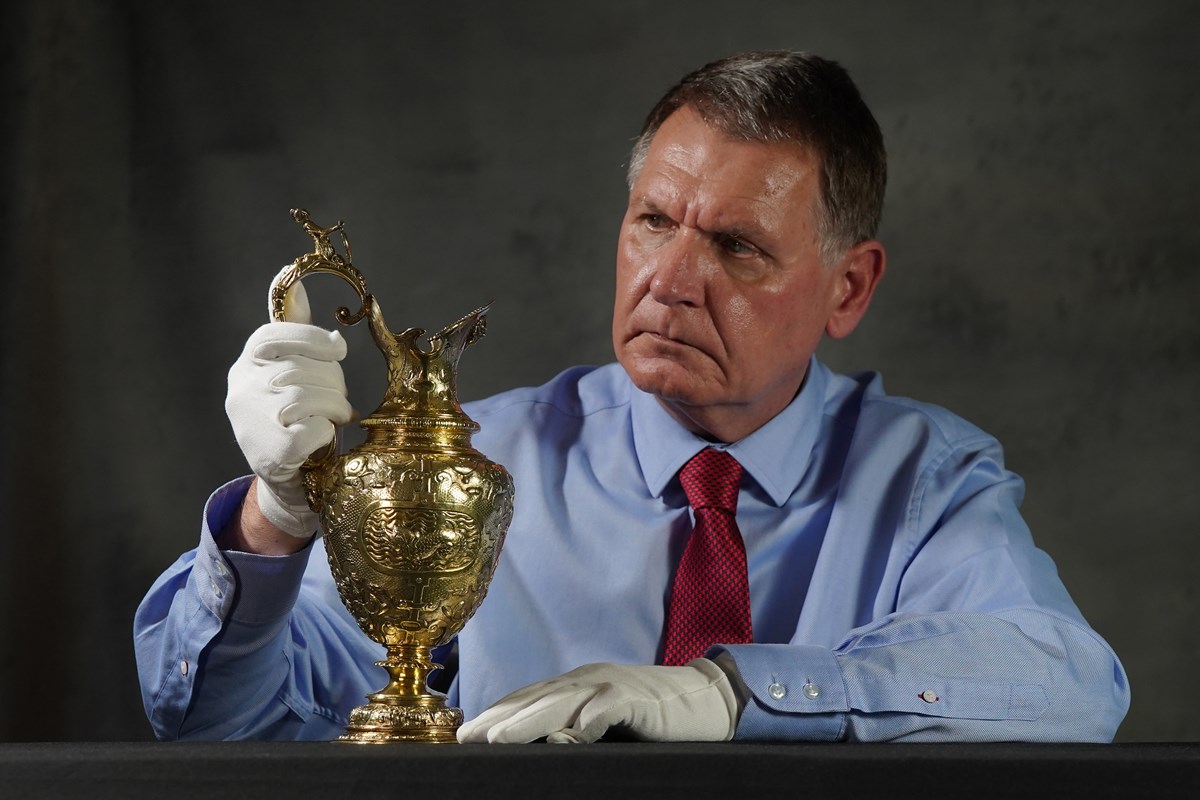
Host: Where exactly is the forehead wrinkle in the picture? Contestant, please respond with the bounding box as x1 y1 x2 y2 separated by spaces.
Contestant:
632 165 688 220
691 187 790 242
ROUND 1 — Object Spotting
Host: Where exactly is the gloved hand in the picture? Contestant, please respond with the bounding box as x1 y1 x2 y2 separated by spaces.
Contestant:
225 270 354 537
456 658 741 744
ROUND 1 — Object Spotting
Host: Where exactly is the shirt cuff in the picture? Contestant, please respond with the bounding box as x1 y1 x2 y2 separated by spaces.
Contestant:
197 475 314 625
711 643 849 741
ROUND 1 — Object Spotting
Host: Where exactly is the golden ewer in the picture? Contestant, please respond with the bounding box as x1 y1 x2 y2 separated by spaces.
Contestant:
270 209 514 743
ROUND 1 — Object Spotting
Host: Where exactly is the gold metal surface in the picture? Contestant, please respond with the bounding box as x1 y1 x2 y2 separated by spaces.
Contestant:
272 209 514 743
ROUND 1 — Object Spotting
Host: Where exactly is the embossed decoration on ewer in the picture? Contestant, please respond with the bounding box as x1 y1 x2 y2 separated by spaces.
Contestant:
270 208 513 743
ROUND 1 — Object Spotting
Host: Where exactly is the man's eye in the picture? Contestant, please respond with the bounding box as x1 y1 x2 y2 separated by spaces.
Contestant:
642 214 670 231
720 235 756 256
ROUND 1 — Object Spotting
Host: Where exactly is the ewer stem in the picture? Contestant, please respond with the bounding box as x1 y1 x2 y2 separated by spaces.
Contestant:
337 644 463 744
372 644 439 700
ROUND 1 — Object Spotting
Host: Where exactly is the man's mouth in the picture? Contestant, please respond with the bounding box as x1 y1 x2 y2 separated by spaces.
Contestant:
634 329 703 354
637 329 680 345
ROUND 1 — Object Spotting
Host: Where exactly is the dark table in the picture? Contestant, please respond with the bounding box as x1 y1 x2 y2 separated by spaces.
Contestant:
2 741 1197 799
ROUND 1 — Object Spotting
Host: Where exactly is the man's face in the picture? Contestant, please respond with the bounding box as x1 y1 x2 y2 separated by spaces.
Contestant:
613 105 860 442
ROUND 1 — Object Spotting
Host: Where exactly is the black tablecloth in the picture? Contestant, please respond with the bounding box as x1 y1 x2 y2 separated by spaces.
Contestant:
3 741 1197 799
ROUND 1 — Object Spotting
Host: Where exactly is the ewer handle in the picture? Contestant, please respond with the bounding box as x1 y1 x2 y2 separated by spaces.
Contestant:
270 208 372 326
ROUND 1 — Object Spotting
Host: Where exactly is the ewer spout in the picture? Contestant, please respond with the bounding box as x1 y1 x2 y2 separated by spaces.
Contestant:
364 297 490 428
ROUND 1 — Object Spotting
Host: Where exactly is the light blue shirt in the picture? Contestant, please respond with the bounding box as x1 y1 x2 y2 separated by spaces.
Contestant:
134 359 1129 741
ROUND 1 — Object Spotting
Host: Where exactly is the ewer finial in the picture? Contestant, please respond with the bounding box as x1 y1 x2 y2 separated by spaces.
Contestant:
291 207 353 263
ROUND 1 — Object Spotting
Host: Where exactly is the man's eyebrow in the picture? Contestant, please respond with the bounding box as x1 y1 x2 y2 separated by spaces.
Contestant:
718 223 758 240
631 195 665 213
713 218 773 245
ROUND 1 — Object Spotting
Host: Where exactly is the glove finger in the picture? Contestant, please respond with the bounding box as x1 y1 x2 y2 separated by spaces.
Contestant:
458 671 582 738
459 681 577 743
249 323 347 362
457 664 623 743
280 392 354 432
267 266 313 324
458 687 556 743
270 359 350 395
482 685 599 744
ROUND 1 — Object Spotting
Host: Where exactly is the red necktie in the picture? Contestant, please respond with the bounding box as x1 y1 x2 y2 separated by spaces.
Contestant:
661 448 753 666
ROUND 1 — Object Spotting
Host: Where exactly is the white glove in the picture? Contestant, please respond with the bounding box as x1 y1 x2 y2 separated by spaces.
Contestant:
225 272 353 537
457 659 741 744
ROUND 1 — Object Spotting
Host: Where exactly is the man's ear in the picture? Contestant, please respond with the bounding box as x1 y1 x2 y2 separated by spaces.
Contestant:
825 239 886 340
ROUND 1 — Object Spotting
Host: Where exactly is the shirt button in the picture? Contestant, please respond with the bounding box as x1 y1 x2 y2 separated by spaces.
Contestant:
802 682 821 700
211 580 222 599
180 660 189 677
920 690 940 703
767 682 786 700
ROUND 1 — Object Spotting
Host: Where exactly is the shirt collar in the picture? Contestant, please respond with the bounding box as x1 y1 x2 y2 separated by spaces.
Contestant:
630 356 829 506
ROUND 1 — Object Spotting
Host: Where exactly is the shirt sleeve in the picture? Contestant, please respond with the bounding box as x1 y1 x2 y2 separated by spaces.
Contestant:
132 476 384 740
713 433 1131 743
717 609 1127 741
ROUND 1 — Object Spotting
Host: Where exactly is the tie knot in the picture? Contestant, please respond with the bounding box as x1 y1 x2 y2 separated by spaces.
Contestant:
680 448 743 513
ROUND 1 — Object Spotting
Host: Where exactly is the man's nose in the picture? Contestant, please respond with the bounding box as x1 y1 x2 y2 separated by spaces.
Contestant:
648 231 707 306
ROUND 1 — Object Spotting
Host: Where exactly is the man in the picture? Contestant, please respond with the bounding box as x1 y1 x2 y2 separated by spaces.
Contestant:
134 51 1129 743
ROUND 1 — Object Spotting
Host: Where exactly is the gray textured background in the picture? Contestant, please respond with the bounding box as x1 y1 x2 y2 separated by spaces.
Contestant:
3 0 1197 742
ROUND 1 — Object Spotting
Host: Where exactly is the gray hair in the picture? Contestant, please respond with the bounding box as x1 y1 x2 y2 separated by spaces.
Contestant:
627 51 887 264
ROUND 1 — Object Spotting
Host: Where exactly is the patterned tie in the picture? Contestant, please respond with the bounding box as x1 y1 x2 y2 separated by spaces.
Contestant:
661 448 753 666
